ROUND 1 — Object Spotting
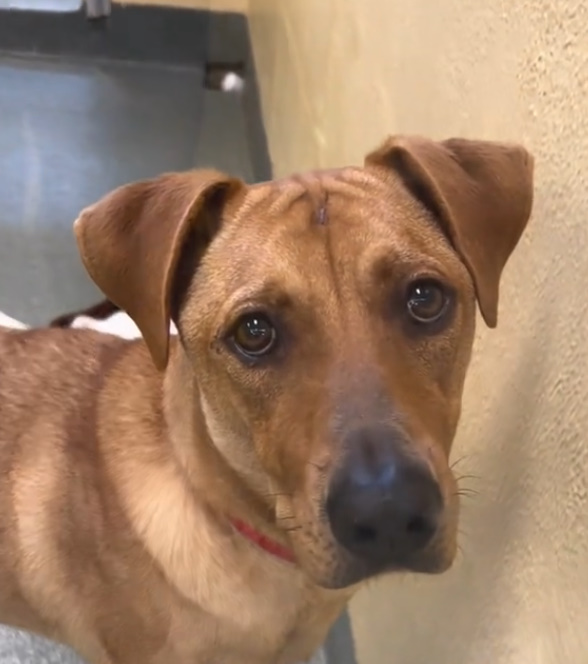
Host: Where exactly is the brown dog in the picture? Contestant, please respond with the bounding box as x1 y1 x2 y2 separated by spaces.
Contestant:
0 135 534 664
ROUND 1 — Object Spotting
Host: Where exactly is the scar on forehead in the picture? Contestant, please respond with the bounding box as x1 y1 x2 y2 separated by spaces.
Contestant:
292 174 330 226
316 191 329 225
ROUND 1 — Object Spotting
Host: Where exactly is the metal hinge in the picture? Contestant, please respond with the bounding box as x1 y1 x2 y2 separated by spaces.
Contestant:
85 0 111 19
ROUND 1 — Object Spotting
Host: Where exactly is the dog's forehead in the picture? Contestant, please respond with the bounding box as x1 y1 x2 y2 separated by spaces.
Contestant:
200 166 462 305
226 165 443 259
244 166 389 220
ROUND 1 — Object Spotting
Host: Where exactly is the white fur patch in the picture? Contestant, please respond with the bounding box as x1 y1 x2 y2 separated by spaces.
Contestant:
0 309 178 340
0 312 29 330
70 311 142 338
71 310 178 339
70 311 180 339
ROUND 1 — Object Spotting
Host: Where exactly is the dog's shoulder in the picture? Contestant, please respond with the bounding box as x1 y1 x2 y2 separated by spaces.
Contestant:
0 326 148 413
1 325 123 369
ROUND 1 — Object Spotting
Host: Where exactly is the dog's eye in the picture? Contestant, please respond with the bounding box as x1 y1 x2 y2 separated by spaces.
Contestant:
406 279 449 324
231 313 277 357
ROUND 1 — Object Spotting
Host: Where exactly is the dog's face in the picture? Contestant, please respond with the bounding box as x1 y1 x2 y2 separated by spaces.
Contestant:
74 136 534 589
179 171 476 587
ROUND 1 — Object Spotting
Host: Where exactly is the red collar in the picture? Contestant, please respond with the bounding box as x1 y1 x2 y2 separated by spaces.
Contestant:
231 518 296 564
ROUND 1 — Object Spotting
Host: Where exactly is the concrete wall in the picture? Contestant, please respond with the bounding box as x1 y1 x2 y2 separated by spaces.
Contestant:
249 1 588 663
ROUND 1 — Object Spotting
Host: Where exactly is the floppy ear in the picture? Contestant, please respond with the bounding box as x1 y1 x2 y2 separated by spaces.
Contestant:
365 135 534 327
74 169 244 370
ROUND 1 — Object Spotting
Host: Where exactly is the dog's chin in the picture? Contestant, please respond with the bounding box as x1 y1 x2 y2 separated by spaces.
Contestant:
300 544 457 591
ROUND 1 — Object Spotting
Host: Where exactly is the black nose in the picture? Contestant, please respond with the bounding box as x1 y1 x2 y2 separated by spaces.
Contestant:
326 426 443 567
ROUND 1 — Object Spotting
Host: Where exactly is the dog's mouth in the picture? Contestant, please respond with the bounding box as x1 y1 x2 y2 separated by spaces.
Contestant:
310 533 456 590
273 476 458 590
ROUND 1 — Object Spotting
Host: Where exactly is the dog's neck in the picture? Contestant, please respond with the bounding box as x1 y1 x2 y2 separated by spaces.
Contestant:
162 341 294 557
104 340 333 628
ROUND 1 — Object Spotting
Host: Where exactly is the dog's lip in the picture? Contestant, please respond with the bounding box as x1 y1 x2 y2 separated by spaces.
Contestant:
230 517 297 564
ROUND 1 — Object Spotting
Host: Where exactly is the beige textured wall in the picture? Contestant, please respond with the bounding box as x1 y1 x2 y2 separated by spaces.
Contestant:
249 1 588 663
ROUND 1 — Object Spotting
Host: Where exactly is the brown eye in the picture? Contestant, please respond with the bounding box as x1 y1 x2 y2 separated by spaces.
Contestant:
406 280 449 324
231 313 277 357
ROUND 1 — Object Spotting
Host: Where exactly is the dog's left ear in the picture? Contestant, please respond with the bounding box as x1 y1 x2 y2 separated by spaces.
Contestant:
365 135 534 327
74 170 244 370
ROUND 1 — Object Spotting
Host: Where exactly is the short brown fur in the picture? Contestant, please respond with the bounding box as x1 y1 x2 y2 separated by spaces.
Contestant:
0 135 534 664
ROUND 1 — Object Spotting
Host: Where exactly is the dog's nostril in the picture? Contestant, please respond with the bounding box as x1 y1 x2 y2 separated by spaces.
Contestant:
326 435 444 567
353 524 377 544
406 515 427 534
406 514 435 540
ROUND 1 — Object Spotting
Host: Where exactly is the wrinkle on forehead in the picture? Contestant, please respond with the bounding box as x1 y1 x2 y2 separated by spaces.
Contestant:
242 167 386 222
215 166 458 306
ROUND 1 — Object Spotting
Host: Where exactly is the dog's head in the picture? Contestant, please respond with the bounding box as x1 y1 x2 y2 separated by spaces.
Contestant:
74 136 533 589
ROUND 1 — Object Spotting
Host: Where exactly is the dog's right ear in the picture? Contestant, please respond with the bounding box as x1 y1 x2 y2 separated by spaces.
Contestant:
74 170 244 371
365 136 534 328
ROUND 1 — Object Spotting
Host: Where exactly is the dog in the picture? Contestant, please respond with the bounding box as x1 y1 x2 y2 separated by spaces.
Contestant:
0 135 534 664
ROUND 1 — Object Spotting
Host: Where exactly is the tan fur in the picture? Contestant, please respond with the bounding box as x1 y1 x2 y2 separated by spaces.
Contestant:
0 135 534 664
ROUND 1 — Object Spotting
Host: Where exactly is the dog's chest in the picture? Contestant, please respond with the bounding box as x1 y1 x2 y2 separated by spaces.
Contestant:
120 474 344 663
159 561 341 664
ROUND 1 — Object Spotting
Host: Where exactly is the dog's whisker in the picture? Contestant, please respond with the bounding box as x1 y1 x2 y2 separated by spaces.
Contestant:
453 491 480 503
454 487 480 497
461 486 480 493
454 472 482 483
457 526 472 544
450 455 470 471
455 542 467 564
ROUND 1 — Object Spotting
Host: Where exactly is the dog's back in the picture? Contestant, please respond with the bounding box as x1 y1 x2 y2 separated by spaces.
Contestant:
0 327 156 652
0 327 127 442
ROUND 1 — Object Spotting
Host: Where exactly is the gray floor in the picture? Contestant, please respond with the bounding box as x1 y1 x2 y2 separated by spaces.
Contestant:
0 50 255 663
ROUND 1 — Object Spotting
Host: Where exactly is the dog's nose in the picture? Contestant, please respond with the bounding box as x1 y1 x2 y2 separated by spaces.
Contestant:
326 426 443 566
